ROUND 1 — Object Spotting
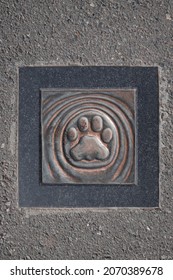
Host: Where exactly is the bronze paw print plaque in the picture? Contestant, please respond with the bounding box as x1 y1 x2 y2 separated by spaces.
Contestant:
41 89 136 185
19 66 159 208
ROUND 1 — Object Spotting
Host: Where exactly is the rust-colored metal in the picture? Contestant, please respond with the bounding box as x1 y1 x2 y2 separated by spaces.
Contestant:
41 89 136 184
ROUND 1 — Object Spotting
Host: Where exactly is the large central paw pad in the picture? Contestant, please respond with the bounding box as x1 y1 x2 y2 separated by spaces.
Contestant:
67 116 113 161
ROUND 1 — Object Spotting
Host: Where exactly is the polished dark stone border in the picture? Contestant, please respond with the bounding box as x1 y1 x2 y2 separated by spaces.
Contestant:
19 66 159 208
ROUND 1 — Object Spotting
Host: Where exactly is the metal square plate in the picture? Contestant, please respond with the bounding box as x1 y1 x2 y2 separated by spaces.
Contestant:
19 66 159 207
41 88 136 185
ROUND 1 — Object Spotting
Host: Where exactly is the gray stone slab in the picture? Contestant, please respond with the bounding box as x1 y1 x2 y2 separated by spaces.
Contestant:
19 66 159 208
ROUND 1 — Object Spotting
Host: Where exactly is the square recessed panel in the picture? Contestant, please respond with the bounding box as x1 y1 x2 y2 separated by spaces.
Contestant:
19 66 159 208
41 89 136 185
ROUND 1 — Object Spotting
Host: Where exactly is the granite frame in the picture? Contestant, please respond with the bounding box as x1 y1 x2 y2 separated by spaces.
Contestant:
18 66 159 208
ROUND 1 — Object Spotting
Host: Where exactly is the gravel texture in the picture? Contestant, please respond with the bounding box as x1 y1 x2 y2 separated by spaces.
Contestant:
0 0 173 259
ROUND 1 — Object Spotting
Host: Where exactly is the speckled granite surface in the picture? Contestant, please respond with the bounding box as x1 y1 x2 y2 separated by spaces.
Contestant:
0 0 173 259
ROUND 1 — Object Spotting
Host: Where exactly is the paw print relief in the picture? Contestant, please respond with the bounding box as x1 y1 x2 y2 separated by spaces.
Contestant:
41 89 135 184
67 116 112 161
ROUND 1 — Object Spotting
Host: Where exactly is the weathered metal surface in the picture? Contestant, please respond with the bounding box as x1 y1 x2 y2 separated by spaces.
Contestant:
41 89 136 184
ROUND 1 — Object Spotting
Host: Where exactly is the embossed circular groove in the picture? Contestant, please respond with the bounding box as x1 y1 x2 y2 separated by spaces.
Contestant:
42 92 135 184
